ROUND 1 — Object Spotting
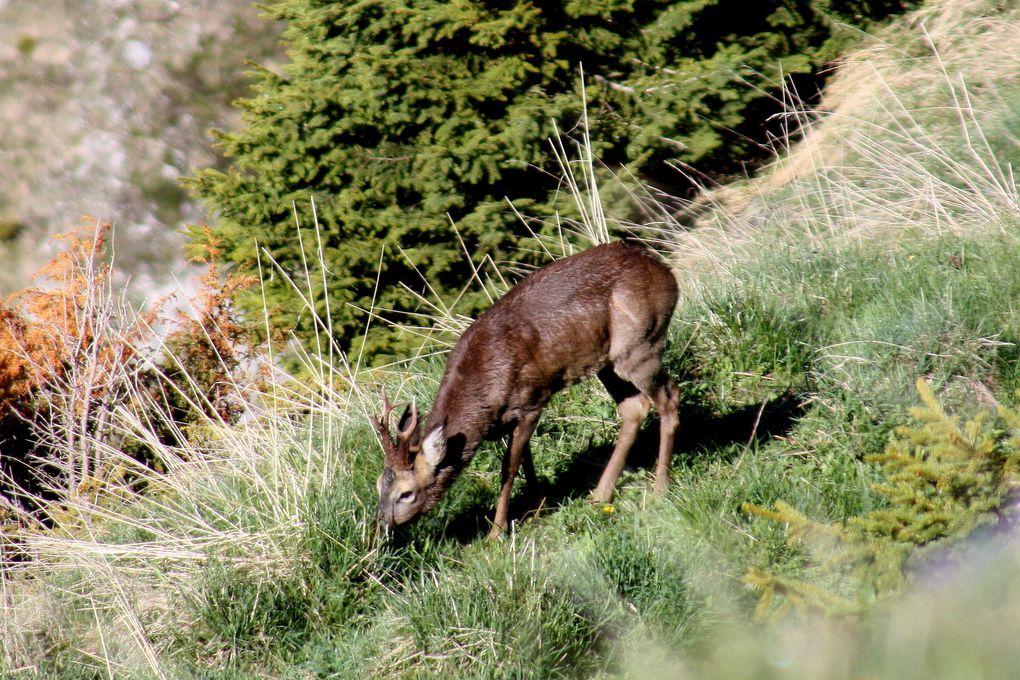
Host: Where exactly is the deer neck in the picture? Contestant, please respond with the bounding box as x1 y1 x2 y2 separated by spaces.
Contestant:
427 373 497 459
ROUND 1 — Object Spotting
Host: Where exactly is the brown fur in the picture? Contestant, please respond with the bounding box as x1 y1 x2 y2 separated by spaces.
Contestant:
377 241 680 537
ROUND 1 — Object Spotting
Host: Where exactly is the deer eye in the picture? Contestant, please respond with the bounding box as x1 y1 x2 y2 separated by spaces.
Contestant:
398 490 415 503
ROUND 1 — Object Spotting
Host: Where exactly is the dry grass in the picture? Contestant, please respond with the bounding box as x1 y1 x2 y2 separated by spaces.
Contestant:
0 220 387 675
662 0 1020 286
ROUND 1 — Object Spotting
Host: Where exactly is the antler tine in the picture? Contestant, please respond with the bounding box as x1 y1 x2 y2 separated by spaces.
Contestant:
376 388 398 460
379 388 396 424
396 397 418 443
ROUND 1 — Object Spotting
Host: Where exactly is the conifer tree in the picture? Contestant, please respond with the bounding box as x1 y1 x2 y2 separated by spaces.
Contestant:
191 0 912 361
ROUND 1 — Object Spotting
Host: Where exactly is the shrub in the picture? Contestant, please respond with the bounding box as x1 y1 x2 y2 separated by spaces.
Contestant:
0 220 156 497
0 220 262 502
744 380 1020 618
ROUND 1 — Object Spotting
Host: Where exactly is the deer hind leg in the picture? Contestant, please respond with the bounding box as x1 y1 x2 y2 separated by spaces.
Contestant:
592 367 652 503
490 413 540 539
648 372 679 495
606 292 679 495
603 354 680 498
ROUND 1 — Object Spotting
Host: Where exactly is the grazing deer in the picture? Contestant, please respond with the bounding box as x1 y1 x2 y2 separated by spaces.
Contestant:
376 240 679 539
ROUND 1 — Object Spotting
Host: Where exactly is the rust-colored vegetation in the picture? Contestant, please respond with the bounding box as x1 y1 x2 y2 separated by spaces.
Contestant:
156 226 263 427
0 219 261 502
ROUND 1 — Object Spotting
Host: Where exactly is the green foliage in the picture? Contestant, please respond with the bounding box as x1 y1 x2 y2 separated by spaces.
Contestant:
384 543 605 678
190 0 912 362
0 218 23 241
858 379 1020 545
673 230 1020 461
745 380 1020 619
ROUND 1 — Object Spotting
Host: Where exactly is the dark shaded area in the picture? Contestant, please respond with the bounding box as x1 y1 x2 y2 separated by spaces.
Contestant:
0 412 54 568
412 392 807 545
0 412 48 505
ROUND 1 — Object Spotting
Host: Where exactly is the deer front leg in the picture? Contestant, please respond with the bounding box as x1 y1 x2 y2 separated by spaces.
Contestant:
489 414 540 539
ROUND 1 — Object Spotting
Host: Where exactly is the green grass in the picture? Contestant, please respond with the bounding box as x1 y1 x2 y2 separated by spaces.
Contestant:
4 0 1020 677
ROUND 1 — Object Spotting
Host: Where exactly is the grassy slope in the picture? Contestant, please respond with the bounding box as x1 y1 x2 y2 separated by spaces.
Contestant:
4 0 1020 677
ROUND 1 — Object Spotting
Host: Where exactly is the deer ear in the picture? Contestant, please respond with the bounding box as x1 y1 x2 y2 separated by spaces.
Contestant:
397 405 423 450
421 426 446 467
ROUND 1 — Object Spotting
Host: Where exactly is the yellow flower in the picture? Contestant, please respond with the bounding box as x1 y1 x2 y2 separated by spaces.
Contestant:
602 504 616 515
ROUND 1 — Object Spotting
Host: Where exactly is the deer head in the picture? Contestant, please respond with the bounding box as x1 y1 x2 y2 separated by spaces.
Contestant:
375 389 447 528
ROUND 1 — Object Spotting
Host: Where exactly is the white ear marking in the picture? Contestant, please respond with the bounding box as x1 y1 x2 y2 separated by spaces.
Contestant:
421 426 446 467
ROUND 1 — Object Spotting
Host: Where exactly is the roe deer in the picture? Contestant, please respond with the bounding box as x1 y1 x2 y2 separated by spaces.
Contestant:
375 240 679 539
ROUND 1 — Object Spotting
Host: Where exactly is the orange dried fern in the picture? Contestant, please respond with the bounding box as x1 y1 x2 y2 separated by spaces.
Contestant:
0 219 263 499
158 225 262 424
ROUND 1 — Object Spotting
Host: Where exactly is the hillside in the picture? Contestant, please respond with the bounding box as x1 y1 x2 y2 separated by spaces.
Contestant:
3 0 1020 677
0 0 281 295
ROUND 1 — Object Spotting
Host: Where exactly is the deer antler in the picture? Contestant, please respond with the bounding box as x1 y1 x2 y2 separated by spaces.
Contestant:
376 388 400 465
376 389 418 468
